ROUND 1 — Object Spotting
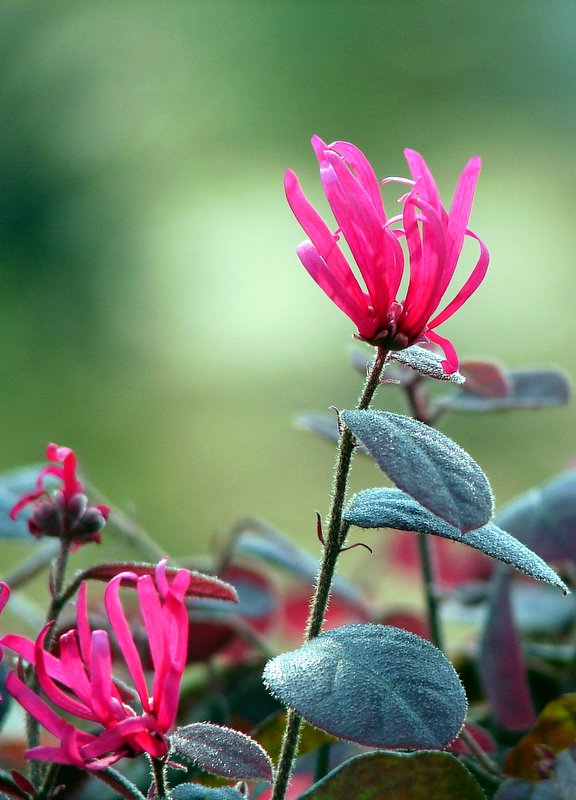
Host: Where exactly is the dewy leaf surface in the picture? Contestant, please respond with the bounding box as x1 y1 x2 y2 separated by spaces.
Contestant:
263 623 466 749
340 410 493 532
390 345 466 383
171 722 273 782
343 488 567 591
298 750 485 800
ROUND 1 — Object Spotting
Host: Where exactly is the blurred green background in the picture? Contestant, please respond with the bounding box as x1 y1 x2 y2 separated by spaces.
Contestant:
0 1 574 564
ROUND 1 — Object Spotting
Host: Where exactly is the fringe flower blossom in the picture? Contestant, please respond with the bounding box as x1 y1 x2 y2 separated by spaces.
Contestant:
285 136 489 372
0 560 196 769
10 443 110 548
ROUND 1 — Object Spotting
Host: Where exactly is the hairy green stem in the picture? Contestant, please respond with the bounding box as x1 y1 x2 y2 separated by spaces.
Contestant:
93 767 149 800
417 534 444 649
270 348 388 800
149 755 169 798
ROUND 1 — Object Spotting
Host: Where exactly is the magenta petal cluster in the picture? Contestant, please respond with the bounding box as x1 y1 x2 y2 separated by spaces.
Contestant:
10 443 110 548
285 136 489 372
0 560 192 769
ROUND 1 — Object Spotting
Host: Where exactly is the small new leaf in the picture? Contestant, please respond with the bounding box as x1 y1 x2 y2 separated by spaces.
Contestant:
391 345 466 384
171 722 273 783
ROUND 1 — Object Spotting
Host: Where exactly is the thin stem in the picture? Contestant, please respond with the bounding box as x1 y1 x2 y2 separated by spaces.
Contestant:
149 755 169 798
33 761 60 800
314 742 331 783
271 347 388 800
417 534 444 649
93 766 148 800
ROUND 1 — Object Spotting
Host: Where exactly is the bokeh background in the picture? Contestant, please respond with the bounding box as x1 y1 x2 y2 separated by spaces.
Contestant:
0 1 574 565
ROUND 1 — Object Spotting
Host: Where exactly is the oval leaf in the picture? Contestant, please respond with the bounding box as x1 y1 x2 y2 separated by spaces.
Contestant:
460 359 512 397
391 345 466 384
298 750 485 800
263 623 466 749
171 722 273 783
343 488 567 592
437 368 571 413
164 786 245 800
340 410 493 532
496 471 576 563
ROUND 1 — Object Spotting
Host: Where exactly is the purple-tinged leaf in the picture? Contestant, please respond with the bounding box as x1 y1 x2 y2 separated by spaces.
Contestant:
0 769 31 800
391 345 466 384
460 359 512 397
298 750 485 799
171 722 273 782
496 471 576 563
343 488 567 592
436 368 571 413
477 569 535 731
234 522 362 604
340 410 494 532
263 624 466 749
80 562 238 602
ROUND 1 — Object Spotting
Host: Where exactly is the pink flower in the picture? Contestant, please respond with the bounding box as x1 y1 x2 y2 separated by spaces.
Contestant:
10 443 110 548
0 560 193 769
285 136 489 372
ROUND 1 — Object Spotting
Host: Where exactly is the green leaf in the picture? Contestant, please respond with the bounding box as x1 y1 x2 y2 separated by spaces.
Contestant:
297 750 486 799
343 488 567 592
163 787 245 800
340 410 494 532
170 722 273 783
263 624 466 749
391 345 466 383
